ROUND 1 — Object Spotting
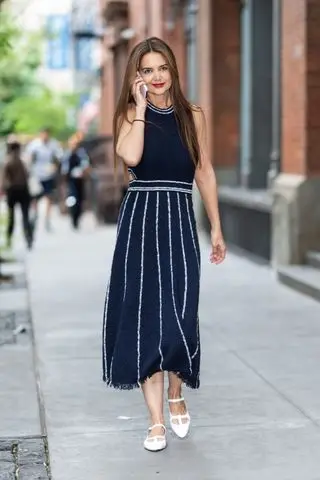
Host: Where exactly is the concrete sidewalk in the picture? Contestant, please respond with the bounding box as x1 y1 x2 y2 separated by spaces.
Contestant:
0 204 50 479
25 208 320 480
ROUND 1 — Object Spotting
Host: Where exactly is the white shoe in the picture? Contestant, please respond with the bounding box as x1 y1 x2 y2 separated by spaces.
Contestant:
168 397 190 438
143 424 167 452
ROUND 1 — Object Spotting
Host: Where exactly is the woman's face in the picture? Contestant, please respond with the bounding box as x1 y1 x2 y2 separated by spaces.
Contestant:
139 52 172 97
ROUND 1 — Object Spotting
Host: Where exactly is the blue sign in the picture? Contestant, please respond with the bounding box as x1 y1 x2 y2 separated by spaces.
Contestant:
46 14 70 70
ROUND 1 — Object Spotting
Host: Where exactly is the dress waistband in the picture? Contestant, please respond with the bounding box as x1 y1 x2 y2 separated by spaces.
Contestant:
127 179 193 194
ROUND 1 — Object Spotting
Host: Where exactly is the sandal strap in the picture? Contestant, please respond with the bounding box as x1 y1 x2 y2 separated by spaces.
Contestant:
170 413 190 419
168 397 184 403
148 423 166 432
145 435 165 441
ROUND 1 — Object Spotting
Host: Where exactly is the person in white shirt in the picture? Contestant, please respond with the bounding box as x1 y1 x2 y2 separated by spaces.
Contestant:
26 127 63 231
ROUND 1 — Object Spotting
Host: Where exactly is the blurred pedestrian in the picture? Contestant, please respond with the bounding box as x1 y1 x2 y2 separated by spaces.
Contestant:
1 140 33 249
102 37 226 452
62 133 90 229
26 127 63 232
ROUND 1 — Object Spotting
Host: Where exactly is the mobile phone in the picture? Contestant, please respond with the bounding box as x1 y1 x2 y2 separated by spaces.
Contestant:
140 84 148 98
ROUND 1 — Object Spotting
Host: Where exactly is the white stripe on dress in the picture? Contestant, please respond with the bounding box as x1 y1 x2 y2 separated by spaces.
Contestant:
123 193 139 301
127 168 137 180
128 186 192 194
147 102 174 115
117 192 131 238
108 193 139 385
185 196 200 360
109 354 114 385
185 196 200 272
167 192 192 374
156 192 164 369
129 179 192 186
137 192 149 382
177 193 188 318
191 316 200 359
102 280 110 378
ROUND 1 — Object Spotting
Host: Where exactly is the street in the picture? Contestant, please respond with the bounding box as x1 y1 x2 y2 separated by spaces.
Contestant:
1 207 320 479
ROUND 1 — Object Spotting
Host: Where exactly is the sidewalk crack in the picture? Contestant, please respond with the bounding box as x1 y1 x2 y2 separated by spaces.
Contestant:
228 348 320 429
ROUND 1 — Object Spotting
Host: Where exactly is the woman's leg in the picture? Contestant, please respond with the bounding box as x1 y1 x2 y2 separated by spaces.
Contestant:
42 178 55 232
29 197 38 231
20 194 33 248
73 181 84 229
6 191 15 248
141 371 165 436
6 206 15 248
44 194 53 231
167 372 188 420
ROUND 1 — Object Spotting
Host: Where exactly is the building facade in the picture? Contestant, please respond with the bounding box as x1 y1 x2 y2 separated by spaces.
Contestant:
9 0 75 92
99 0 320 272
70 0 102 132
6 0 101 131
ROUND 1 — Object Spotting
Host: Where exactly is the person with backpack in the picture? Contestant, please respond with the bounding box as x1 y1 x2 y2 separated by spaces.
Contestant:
1 140 33 249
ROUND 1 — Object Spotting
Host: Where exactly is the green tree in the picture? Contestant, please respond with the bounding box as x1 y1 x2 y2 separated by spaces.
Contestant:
3 88 79 140
0 11 80 140
0 12 42 135
0 9 16 58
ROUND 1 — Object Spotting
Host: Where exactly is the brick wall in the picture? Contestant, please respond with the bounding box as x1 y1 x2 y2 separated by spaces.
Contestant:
282 0 320 176
99 0 242 175
129 0 148 45
307 0 320 175
281 0 306 175
99 29 116 136
164 15 187 93
197 0 214 164
212 0 240 169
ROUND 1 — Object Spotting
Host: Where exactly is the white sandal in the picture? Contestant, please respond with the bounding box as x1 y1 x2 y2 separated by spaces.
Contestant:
168 397 190 438
143 423 167 452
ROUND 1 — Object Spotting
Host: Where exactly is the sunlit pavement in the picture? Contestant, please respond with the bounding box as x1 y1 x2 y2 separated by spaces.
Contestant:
24 206 320 479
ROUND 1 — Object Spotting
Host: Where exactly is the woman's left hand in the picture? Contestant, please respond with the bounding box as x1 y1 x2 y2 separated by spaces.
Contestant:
210 228 226 264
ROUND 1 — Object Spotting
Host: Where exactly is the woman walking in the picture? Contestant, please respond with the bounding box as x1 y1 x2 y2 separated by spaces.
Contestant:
62 133 90 230
102 37 226 452
1 140 33 250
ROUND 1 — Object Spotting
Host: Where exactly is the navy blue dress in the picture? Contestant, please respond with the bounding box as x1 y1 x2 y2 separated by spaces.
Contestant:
102 101 201 390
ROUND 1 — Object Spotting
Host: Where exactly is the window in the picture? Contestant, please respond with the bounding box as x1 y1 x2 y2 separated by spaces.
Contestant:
74 38 94 71
46 15 71 70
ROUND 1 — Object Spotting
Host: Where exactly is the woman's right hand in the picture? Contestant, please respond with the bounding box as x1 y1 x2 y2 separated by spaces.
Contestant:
132 72 147 113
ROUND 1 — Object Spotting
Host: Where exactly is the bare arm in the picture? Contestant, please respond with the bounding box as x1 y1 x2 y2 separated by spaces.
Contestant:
116 107 146 167
194 109 221 231
194 108 226 264
116 73 147 167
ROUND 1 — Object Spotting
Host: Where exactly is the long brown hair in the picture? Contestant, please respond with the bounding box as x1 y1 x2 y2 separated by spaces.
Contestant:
113 37 202 169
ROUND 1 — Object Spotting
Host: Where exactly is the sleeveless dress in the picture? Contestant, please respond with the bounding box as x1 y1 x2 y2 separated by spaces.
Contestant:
102 100 201 390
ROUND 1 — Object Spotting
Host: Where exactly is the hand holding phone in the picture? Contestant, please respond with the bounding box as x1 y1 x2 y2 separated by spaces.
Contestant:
133 72 148 109
140 84 148 98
